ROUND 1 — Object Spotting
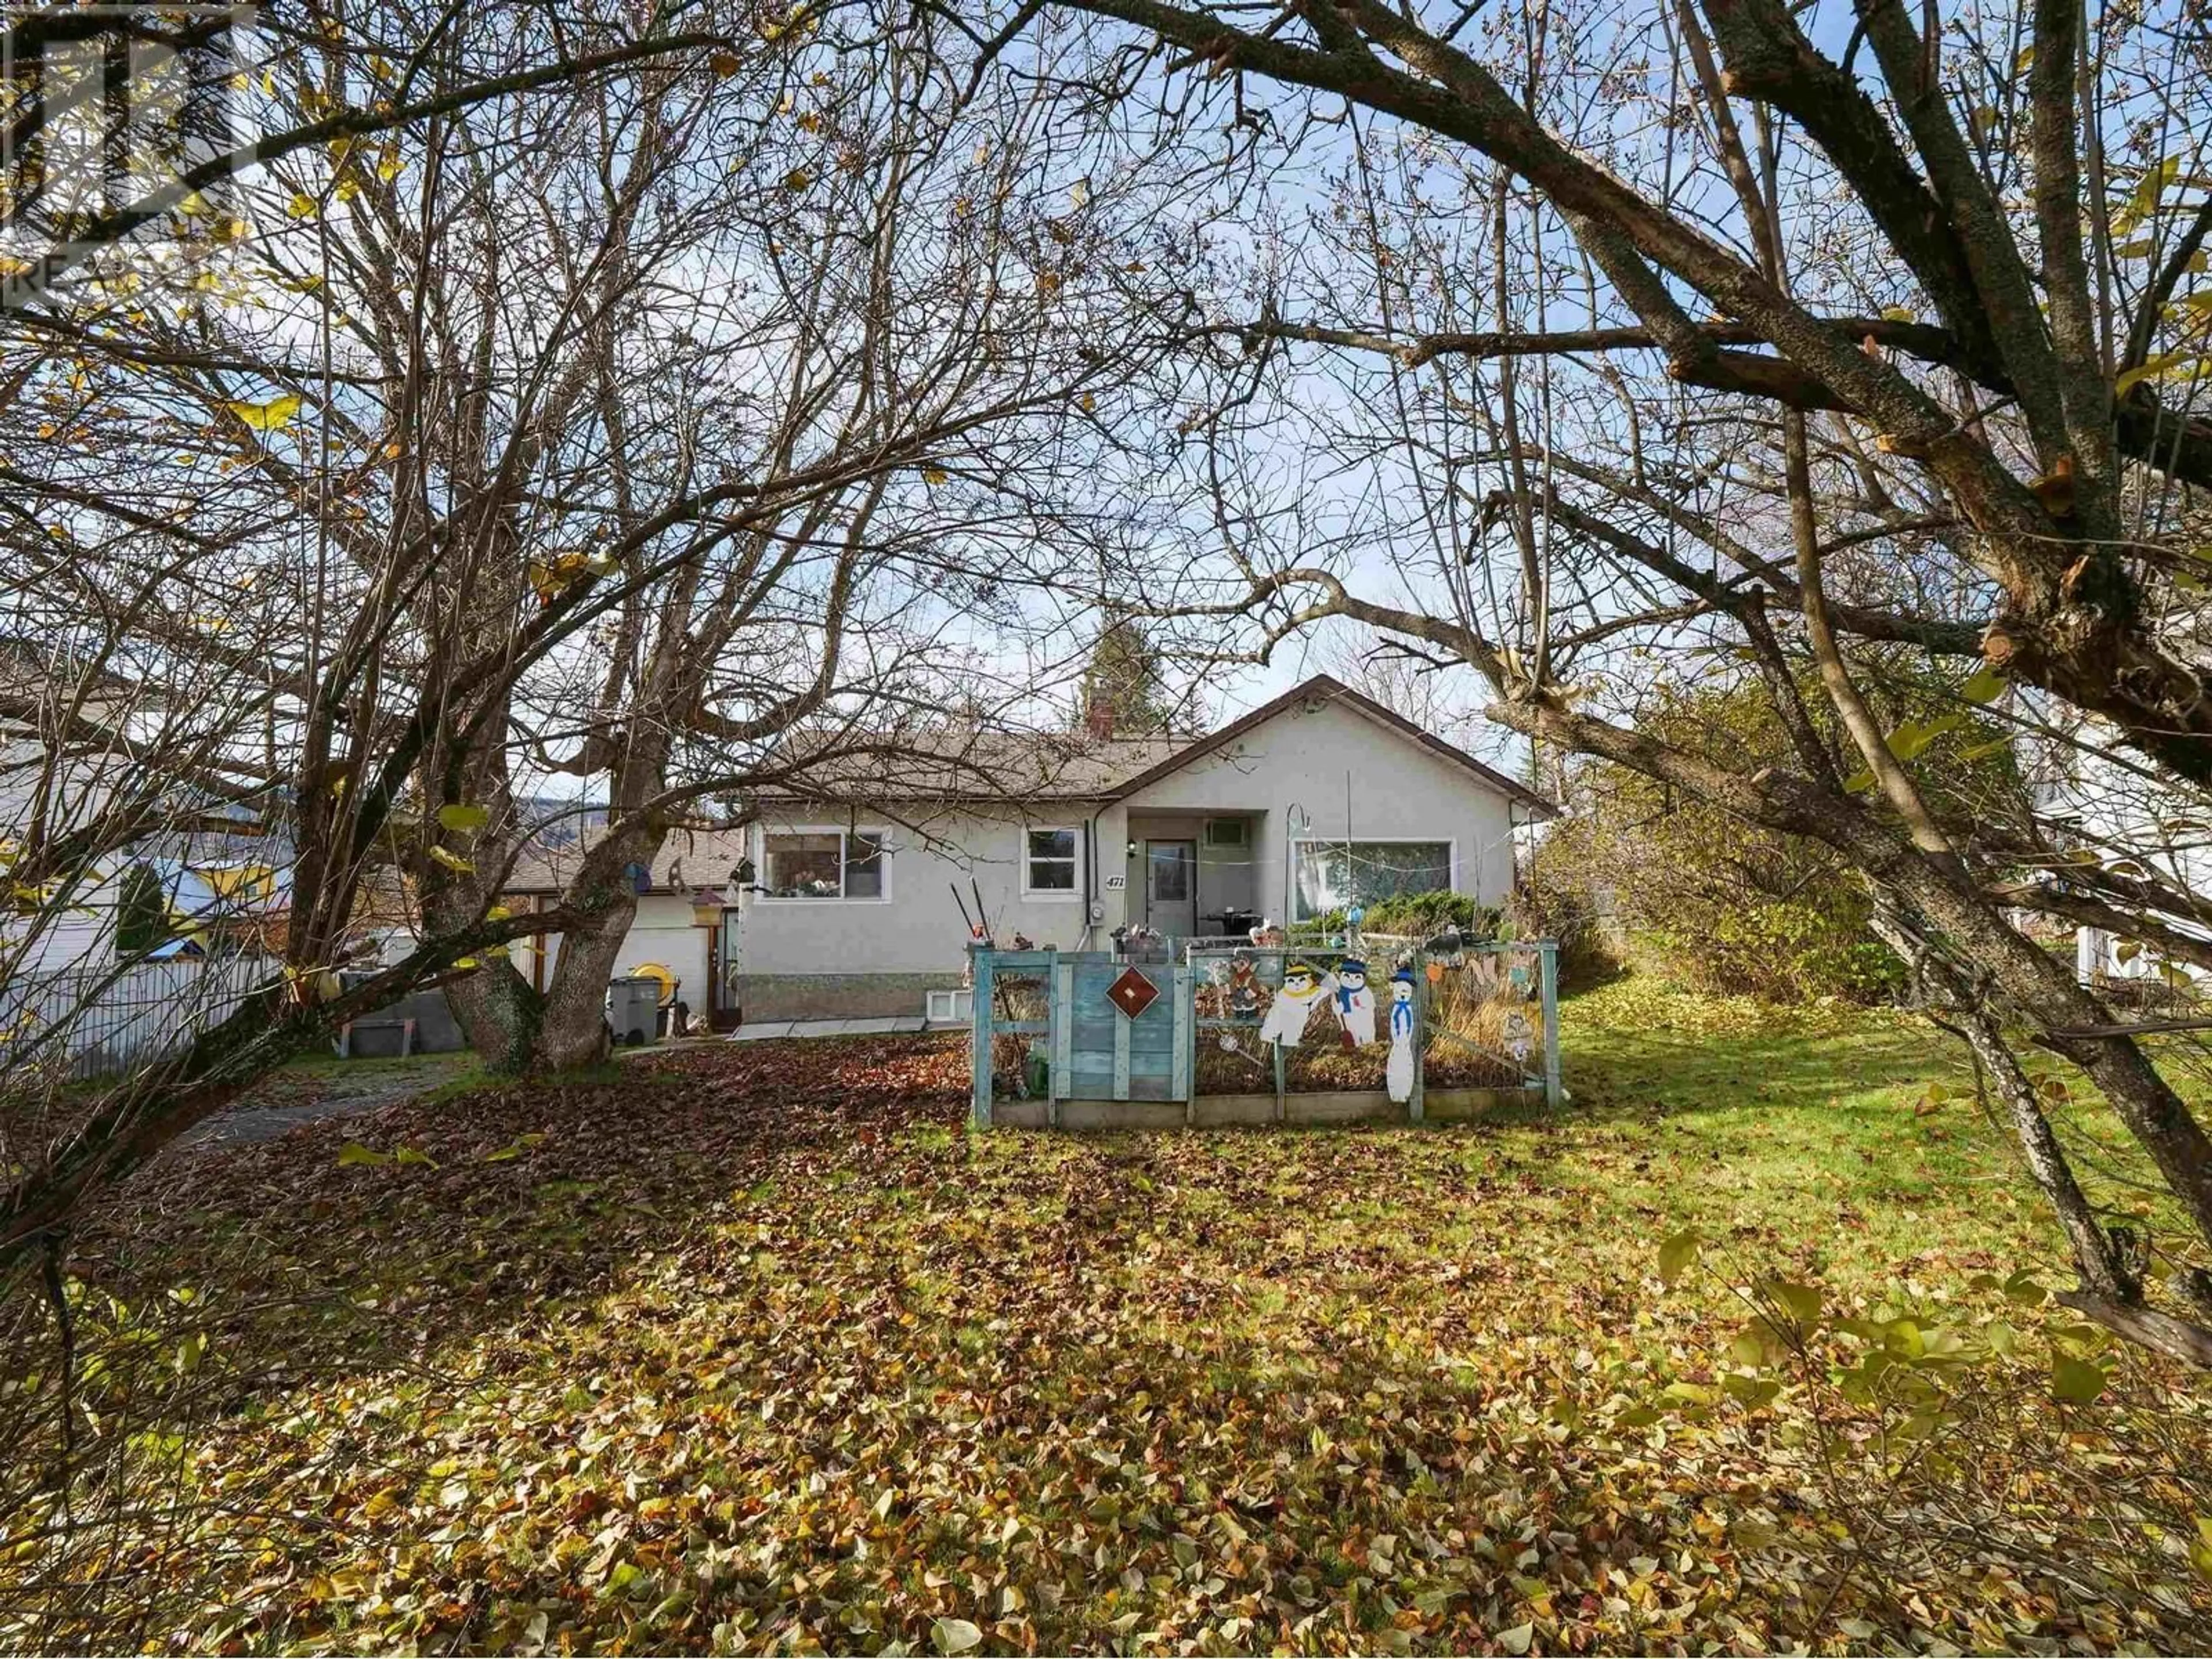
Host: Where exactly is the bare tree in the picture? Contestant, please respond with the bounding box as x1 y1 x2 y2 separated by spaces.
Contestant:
1 0 1211 1220
1016 0 2212 1362
0 0 734 315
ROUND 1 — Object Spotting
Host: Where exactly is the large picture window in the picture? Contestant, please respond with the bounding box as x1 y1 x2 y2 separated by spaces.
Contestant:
760 830 885 900
1022 827 1078 896
1291 839 1453 920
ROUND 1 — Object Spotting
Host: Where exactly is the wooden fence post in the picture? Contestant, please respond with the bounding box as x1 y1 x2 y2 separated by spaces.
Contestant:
1051 953 1073 1130
1172 961 1194 1126
969 950 994 1130
1539 939 1563 1109
1408 948 1426 1126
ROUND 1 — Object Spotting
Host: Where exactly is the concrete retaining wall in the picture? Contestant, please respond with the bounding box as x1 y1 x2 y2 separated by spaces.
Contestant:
989 1085 1537 1129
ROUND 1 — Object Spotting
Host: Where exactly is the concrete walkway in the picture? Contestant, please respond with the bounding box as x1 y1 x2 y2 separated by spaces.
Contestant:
727 1015 937 1041
179 1052 476 1150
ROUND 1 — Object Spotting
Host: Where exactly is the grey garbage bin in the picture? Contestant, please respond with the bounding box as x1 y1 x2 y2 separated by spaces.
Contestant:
607 976 662 1046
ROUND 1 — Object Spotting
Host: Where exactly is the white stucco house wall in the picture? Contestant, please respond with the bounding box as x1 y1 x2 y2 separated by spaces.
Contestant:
501 675 1556 1025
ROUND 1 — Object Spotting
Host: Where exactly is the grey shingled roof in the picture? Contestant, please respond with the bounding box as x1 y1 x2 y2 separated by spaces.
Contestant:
498 676 1557 894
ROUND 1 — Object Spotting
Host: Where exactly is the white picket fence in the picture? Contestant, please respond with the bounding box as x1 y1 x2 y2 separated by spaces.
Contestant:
0 956 282 1082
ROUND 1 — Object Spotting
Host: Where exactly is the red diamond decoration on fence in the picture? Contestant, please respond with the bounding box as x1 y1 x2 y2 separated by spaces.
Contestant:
1107 965 1160 1018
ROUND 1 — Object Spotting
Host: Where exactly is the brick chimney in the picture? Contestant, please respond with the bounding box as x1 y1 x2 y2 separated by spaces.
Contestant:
1085 698 1116 741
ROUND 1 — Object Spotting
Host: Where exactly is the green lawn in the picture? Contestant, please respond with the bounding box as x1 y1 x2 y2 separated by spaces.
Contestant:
1557 982 2033 1272
10 981 2210 1654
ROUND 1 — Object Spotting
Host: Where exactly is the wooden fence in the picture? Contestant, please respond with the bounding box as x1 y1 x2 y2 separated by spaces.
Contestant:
971 939 1561 1130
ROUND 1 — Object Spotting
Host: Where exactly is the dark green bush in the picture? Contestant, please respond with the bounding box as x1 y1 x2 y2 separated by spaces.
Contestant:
1302 890 1501 942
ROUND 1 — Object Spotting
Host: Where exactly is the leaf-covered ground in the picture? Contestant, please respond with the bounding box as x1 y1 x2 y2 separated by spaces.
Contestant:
20 982 2212 1654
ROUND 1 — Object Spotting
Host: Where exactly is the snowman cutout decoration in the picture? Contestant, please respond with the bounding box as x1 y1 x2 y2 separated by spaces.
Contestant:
1258 959 1335 1048
1385 967 1418 1103
1332 958 1376 1047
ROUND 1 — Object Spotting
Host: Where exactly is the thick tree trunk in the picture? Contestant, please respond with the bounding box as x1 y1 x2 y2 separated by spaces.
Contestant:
422 874 545 1073
442 962 544 1074
529 802 673 1071
533 898 632 1070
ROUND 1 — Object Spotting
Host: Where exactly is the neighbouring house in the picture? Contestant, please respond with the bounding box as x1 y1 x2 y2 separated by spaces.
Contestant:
1 639 290 975
1 639 449 1073
2019 741 2211 991
501 675 1558 1027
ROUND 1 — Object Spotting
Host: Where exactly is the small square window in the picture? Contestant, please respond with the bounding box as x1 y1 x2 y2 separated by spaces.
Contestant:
1024 827 1078 895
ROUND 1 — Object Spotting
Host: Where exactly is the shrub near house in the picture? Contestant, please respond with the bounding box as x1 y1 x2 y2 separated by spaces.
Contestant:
1533 677 2021 1003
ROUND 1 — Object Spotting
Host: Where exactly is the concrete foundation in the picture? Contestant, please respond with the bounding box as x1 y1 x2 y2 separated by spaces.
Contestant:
987 1085 1538 1129
736 971 965 1022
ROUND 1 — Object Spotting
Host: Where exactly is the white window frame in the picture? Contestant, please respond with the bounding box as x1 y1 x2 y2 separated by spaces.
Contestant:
1203 816 1250 849
1020 823 1082 902
1288 836 1457 921
753 824 893 904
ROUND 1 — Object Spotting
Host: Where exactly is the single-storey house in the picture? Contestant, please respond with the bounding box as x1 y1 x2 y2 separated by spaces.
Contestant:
500 674 1557 1025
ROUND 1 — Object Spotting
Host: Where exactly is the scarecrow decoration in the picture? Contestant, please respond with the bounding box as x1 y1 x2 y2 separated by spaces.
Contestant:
1226 950 1263 1020
1259 957 1335 1047
1503 1009 1535 1066
1201 956 1233 1018
1386 967 1418 1103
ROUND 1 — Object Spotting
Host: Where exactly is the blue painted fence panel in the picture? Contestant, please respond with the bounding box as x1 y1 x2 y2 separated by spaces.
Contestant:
973 941 1557 1119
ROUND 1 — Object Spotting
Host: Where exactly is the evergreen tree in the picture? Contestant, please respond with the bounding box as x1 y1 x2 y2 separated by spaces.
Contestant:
1077 612 1172 737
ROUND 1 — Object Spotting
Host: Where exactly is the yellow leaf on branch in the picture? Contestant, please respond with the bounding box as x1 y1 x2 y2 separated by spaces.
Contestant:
225 394 302 432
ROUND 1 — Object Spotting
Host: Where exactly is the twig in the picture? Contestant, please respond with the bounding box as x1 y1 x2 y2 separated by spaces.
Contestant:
40 1229 75 1535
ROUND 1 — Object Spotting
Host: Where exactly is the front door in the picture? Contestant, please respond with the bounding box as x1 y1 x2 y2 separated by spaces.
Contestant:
1144 840 1197 940
707 908 743 1030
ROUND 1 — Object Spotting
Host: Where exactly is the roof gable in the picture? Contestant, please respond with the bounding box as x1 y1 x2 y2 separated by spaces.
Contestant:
1104 675 1557 817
